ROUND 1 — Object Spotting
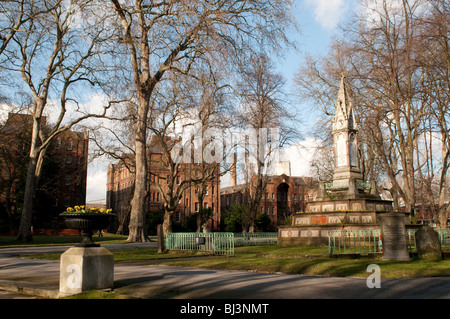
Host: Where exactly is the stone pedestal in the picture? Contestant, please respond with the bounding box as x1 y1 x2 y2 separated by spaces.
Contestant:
378 213 410 260
59 247 114 296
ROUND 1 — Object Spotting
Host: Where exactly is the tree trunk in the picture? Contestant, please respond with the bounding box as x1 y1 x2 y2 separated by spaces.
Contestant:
196 187 205 232
127 95 149 242
16 118 41 242
127 152 148 241
16 158 37 242
438 170 449 228
5 177 15 233
439 206 449 229
163 209 173 236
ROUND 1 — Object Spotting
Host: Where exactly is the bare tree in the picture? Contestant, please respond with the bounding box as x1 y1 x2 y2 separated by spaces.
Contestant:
0 1 64 56
415 0 450 226
236 53 297 232
110 0 296 241
147 71 234 235
296 0 449 219
1 1 113 241
308 117 335 182
190 80 231 232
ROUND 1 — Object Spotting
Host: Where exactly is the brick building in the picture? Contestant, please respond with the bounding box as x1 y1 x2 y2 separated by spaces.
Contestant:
106 136 221 232
0 113 88 230
220 161 315 230
50 129 89 209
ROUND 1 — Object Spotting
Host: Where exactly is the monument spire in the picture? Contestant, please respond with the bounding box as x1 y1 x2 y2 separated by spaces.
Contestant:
333 74 356 131
331 75 362 191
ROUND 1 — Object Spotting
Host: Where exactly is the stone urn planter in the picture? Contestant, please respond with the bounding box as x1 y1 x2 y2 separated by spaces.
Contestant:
60 212 116 247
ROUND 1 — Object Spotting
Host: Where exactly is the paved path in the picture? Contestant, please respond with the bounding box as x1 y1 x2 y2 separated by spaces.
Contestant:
0 243 450 301
112 263 450 299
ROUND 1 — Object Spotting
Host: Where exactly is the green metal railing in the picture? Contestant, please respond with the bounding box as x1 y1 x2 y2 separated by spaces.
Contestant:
406 229 417 253
166 232 279 256
166 232 235 256
438 229 450 251
328 230 382 255
329 228 450 255
234 232 278 246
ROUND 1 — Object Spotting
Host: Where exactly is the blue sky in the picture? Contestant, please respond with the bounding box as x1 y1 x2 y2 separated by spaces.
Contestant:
281 0 354 76
86 0 356 201
267 0 355 178
274 0 355 129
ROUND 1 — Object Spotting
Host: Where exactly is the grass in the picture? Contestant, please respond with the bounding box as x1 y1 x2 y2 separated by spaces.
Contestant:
4 235 450 299
145 245 450 279
60 289 132 299
10 236 450 279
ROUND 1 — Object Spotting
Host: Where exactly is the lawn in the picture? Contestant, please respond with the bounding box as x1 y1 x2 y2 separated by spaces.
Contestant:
135 245 450 279
9 235 450 279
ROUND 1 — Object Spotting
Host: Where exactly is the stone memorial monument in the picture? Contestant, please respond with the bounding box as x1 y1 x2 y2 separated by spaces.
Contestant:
279 76 401 246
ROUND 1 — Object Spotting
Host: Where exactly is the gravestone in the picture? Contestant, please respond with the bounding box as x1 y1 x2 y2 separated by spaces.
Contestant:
415 226 442 261
59 247 114 296
378 212 410 260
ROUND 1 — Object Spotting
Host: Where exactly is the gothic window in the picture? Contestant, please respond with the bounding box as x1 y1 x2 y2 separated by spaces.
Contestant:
349 133 357 167
336 134 347 167
348 111 354 129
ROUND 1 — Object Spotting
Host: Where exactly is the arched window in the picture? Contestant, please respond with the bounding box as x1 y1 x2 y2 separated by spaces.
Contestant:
349 133 357 167
336 134 347 167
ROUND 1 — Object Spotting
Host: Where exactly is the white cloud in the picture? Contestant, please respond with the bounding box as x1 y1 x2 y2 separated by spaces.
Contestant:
279 137 321 176
356 0 431 29
44 92 111 126
304 0 348 30
86 160 108 202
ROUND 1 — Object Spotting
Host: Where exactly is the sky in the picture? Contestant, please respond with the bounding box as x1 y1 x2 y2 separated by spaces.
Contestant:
85 0 354 202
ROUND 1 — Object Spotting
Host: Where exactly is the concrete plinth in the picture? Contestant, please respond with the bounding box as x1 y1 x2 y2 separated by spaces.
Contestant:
59 247 114 296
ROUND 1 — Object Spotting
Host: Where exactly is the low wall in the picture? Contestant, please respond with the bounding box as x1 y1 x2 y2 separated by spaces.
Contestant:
306 199 393 213
292 211 379 226
278 224 380 246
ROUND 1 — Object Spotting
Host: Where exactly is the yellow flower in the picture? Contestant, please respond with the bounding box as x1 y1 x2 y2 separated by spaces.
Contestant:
62 205 112 214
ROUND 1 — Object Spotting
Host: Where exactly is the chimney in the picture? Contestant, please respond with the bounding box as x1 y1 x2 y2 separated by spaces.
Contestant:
274 161 291 176
230 153 237 187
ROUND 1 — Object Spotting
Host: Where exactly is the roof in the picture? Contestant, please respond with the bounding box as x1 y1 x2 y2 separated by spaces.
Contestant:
220 184 247 194
220 174 312 194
